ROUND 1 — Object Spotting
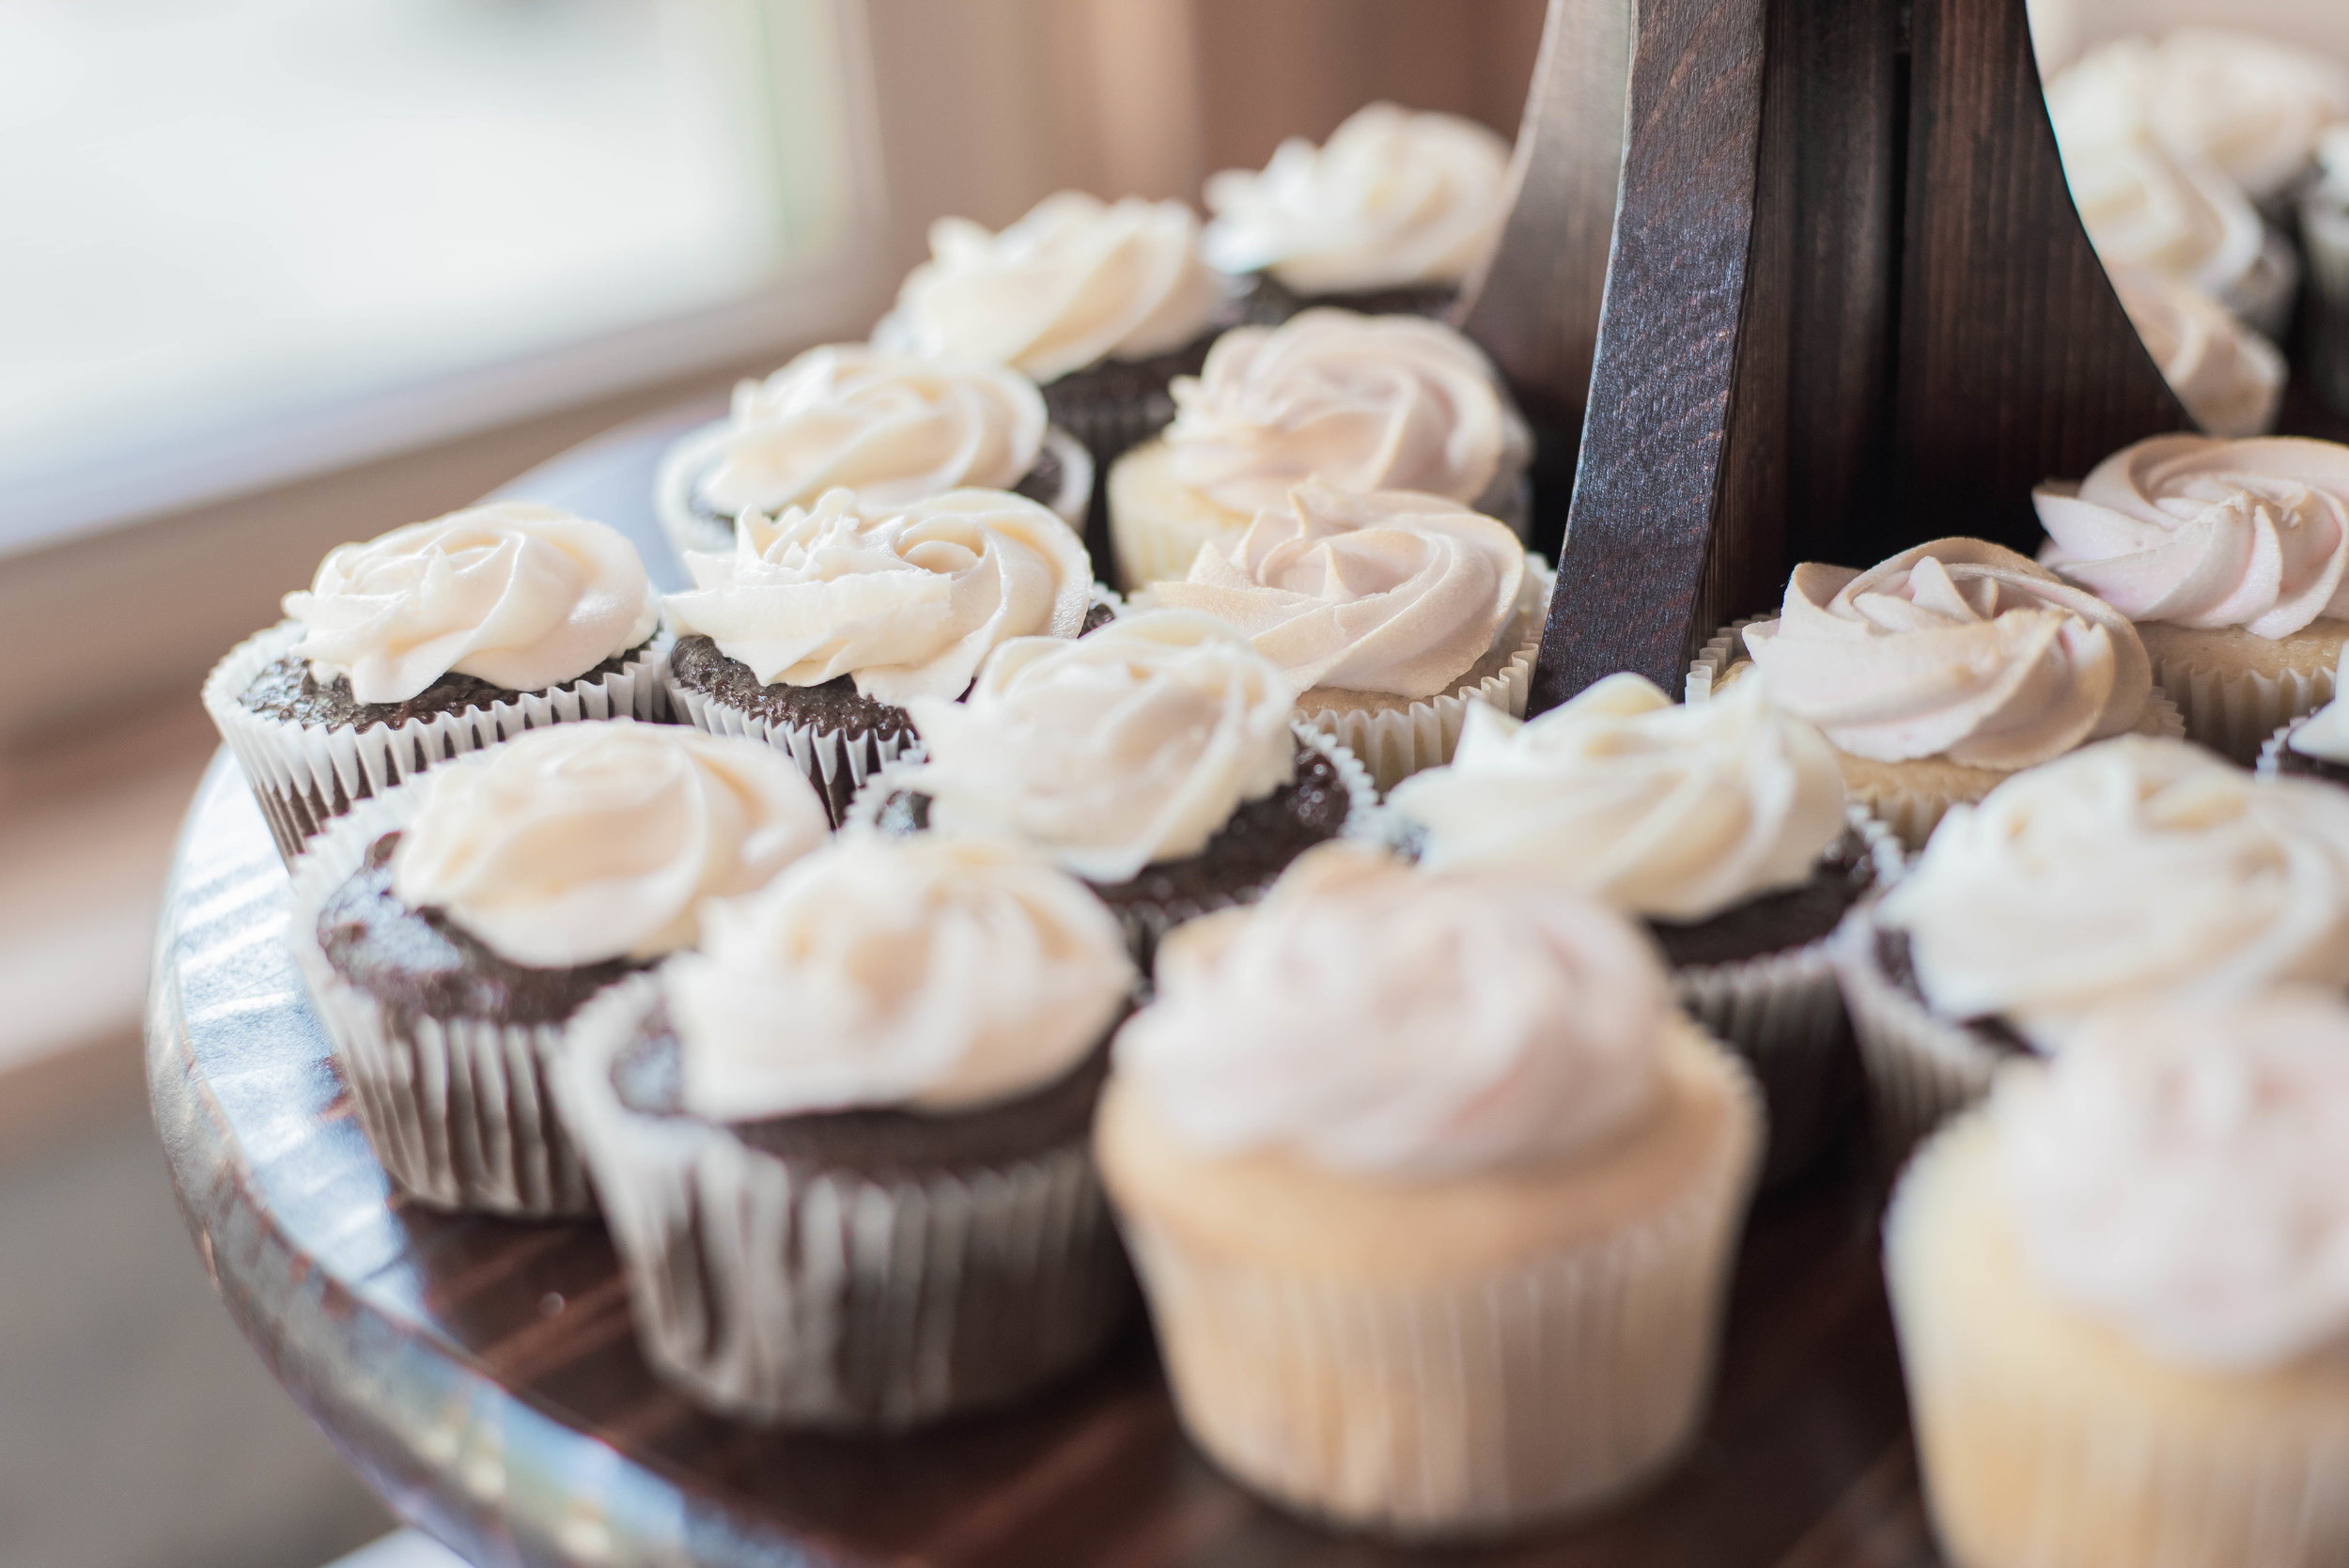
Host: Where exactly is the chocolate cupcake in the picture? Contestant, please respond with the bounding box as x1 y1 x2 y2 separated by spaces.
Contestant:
653 344 1093 559
660 487 1098 824
859 611 1378 961
203 503 668 863
552 833 1140 1429
1201 101 1513 322
286 721 830 1215
1106 309 1533 589
1389 671 1903 1185
1830 735 2349 1161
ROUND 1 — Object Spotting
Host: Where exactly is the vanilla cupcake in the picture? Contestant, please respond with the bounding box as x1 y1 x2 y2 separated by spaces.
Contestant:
2106 264 2284 438
1097 844 1762 1536
1390 672 1900 1184
653 345 1093 557
286 721 830 1215
2037 434 2349 761
1143 482 1544 788
203 503 667 862
1107 308 1533 586
1888 992 2349 1568
1696 537 2174 846
864 611 1377 959
661 487 1097 822
1832 735 2349 1156
555 834 1139 1429
874 192 1240 479
1202 101 1512 319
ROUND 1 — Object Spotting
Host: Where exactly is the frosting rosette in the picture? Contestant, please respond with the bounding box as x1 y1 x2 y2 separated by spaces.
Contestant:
899 611 1297 884
1992 988 2349 1369
1146 482 1525 698
1201 101 1512 295
389 721 830 969
695 345 1047 518
284 502 659 705
2036 434 2349 638
872 192 1223 383
1112 843 1669 1176
661 488 1092 705
663 834 1135 1124
1161 308 1529 513
2107 265 2284 439
1878 736 2349 1047
1742 537 2152 770
1390 671 1847 922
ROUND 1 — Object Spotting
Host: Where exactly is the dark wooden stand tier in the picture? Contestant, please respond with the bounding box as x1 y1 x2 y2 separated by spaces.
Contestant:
150 418 1937 1567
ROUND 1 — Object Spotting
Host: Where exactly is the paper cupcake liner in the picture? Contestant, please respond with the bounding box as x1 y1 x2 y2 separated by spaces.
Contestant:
1111 1036 1764 1537
1828 911 2002 1169
1671 807 1904 1188
1887 1121 2349 1568
1297 564 1552 795
661 663 916 830
203 622 671 866
286 794 599 1217
552 977 1131 1430
656 421 1097 560
2258 718 2300 777
2149 646 2337 766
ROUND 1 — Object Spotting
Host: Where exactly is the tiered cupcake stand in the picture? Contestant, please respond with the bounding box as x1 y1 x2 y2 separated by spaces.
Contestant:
146 0 2347 1563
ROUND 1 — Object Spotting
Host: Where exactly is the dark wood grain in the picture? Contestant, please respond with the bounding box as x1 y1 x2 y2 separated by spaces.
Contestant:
151 418 1940 1568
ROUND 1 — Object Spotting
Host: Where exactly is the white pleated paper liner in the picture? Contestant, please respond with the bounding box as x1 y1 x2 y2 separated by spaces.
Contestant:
203 621 671 866
1294 563 1552 795
286 792 602 1218
1826 909 2005 1170
551 975 1133 1431
2259 718 2302 778
1689 618 2186 849
1099 1021 1765 1539
2147 646 2337 767
655 422 1097 560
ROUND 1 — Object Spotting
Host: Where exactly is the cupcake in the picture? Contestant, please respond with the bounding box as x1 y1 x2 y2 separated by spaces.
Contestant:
1389 671 1900 1185
864 610 1377 959
286 721 830 1215
553 833 1140 1429
661 487 1097 823
1887 992 2349 1568
2302 128 2349 421
1096 843 1763 1536
1831 735 2349 1157
1200 101 1512 320
653 345 1093 558
1143 482 1544 789
2105 263 2284 438
1106 308 1533 588
1697 537 2175 847
2036 434 2349 761
873 192 1239 481
2263 648 2349 780
203 503 667 863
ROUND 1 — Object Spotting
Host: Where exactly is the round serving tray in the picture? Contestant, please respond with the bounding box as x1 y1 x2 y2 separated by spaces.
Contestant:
148 409 1936 1568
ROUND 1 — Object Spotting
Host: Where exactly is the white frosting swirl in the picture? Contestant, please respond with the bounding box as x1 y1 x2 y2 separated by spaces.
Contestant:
391 721 830 968
872 192 1223 383
661 488 1092 705
1993 988 2349 1369
665 834 1135 1123
899 612 1297 884
695 345 1046 518
2036 434 2349 638
1201 102 1512 295
1743 537 2152 770
285 503 659 705
2108 265 2283 439
1161 308 1530 513
2289 647 2349 763
1145 482 1525 698
1879 736 2349 1048
1390 672 1847 922
1111 843 1669 1176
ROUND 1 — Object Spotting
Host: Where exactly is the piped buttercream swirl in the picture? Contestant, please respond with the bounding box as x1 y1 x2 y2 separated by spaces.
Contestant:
285 503 659 705
2107 265 2284 439
391 721 830 969
1742 537 2152 770
661 488 1093 705
2036 434 2349 637
1112 842 1669 1177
